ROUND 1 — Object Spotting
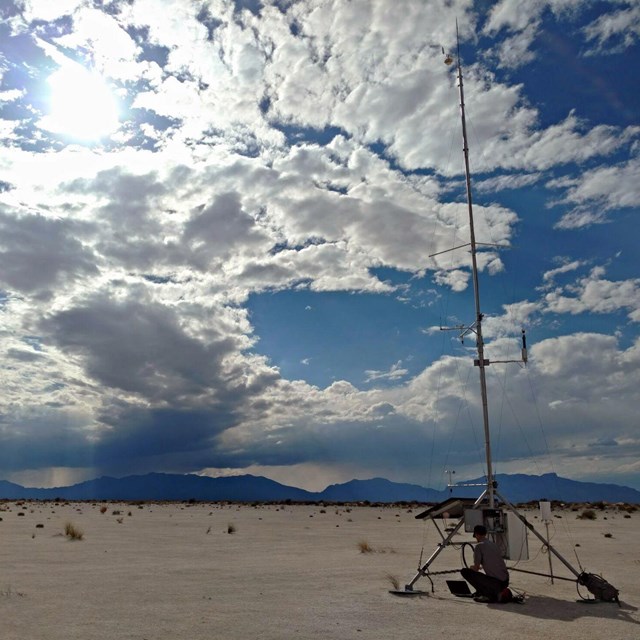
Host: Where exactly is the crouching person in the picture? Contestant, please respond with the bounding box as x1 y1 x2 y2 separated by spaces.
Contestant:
461 524 511 603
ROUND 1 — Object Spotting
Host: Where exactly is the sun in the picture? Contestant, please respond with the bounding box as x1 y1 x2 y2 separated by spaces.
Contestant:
44 62 120 141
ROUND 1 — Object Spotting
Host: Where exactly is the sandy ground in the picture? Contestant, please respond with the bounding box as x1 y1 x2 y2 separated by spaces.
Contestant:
1 501 638 640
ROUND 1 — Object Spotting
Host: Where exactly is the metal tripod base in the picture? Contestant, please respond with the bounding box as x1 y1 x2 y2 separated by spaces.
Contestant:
397 488 620 604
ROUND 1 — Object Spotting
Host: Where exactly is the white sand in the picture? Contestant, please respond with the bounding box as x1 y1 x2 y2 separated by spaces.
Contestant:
1 501 638 639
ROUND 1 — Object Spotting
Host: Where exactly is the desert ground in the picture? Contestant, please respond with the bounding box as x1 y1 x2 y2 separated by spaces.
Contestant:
1 500 638 640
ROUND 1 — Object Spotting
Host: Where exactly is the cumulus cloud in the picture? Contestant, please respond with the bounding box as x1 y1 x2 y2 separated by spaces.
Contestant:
0 206 98 297
543 266 640 321
551 156 640 228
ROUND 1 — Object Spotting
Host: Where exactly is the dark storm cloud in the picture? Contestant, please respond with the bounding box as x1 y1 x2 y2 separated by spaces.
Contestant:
91 405 237 470
0 207 98 296
41 293 235 402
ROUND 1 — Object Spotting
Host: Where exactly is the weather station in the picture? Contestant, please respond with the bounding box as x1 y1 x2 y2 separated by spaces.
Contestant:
389 28 620 607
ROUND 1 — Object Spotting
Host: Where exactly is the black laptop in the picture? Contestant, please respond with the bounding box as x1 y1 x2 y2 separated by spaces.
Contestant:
446 580 474 597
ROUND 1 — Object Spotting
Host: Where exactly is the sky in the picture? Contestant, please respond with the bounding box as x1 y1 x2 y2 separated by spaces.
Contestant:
0 0 639 493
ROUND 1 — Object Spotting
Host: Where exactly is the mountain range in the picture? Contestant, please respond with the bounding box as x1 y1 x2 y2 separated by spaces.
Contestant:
0 472 639 504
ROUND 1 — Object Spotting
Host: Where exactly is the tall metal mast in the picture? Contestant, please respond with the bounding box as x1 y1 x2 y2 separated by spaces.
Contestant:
452 29 495 507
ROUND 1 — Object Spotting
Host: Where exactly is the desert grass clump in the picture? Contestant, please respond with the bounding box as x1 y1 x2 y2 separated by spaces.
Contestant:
578 509 597 520
385 573 400 590
64 521 84 540
357 539 374 553
227 523 236 534
99 505 107 514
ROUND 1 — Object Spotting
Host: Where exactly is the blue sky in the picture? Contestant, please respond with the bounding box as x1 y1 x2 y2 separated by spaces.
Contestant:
0 0 639 492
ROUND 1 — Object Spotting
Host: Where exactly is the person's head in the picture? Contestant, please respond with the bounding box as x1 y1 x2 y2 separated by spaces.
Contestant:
472 524 487 540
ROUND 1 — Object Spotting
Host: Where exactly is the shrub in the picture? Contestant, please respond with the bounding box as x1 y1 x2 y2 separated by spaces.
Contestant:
99 506 107 514
64 522 84 540
386 573 400 590
578 509 597 520
358 540 374 553
227 523 236 534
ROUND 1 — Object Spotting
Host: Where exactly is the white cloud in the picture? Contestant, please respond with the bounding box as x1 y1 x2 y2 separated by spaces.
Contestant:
19 0 86 23
583 2 640 53
475 172 542 193
364 361 409 383
0 88 24 102
543 266 640 321
541 260 585 286
551 156 640 228
54 7 139 75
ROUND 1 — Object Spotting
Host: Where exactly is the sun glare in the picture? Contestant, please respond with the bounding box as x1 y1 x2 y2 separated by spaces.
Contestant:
45 63 119 140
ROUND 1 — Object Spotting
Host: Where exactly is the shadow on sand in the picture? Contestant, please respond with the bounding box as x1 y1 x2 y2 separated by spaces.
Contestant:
487 594 639 626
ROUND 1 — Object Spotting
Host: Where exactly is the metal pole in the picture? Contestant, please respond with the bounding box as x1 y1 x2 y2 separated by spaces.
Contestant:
454 28 494 507
405 517 466 590
545 521 555 584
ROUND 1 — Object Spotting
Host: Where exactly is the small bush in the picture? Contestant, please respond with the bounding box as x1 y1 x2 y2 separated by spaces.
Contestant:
578 509 597 520
99 506 107 514
227 523 236 534
358 540 374 553
64 522 84 540
386 573 400 590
